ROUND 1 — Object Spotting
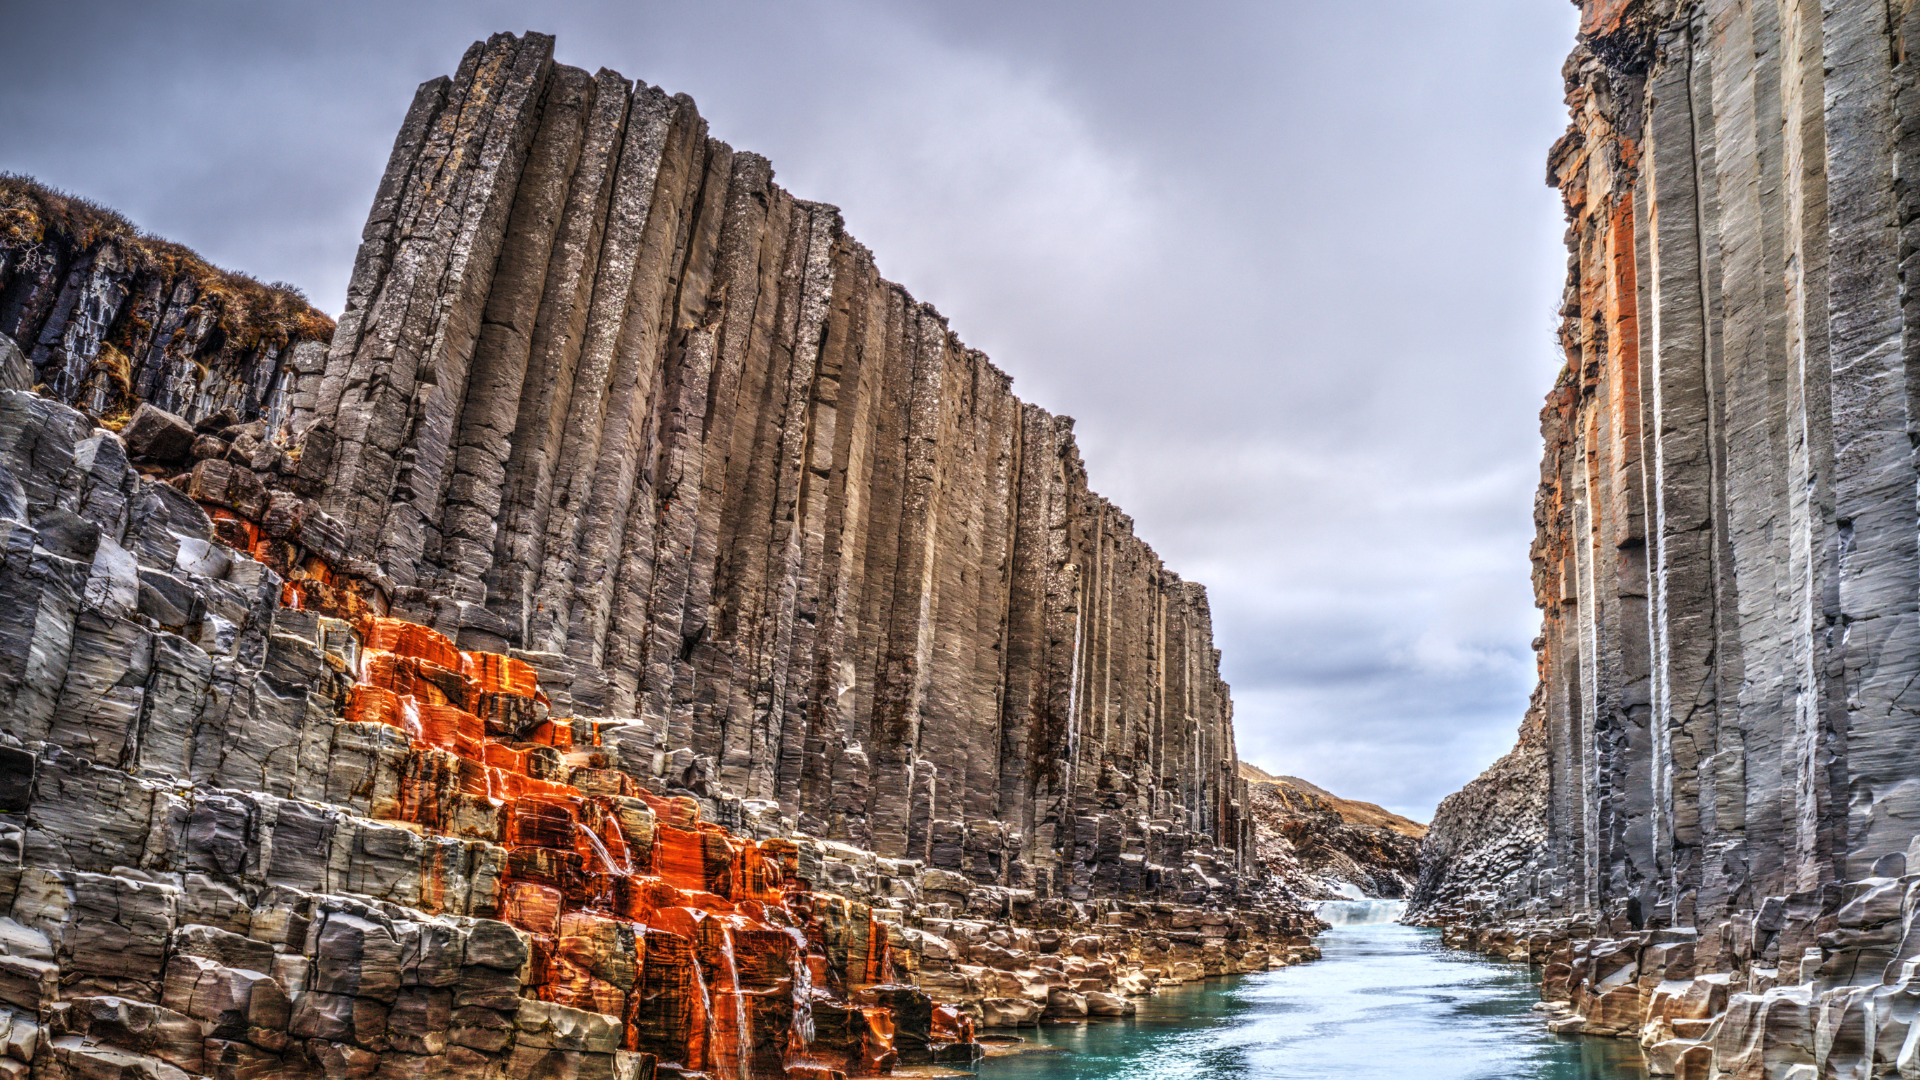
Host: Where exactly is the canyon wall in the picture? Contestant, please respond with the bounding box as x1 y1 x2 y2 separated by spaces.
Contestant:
0 30 1292 1080
300 32 1246 896
2 32 1249 905
1236 765 1425 902
1417 0 1920 1074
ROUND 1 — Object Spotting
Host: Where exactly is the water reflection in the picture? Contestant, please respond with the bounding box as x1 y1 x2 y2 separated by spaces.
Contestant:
971 924 1647 1080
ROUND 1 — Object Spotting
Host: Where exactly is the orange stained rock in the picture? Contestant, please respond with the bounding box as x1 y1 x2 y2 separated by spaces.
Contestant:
857 1006 898 1075
930 1003 973 1047
654 821 718 894
483 741 528 773
467 650 542 697
337 615 916 1078
204 506 262 549
526 719 575 749
416 702 485 756
1579 0 1634 37
345 683 419 737
358 616 464 670
864 909 892 989
362 651 463 707
504 881 565 936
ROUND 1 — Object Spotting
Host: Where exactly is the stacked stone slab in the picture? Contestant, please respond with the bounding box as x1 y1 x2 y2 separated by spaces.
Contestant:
1414 0 1920 1074
274 32 1246 901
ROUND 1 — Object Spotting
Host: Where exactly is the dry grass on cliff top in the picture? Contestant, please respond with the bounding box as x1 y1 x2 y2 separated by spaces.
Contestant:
0 173 334 353
1238 760 1428 839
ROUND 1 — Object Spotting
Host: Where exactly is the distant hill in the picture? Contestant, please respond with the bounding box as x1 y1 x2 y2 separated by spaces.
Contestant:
1239 761 1428 839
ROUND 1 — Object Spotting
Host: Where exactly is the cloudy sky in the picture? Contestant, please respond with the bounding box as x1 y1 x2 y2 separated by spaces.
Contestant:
1 0 1576 821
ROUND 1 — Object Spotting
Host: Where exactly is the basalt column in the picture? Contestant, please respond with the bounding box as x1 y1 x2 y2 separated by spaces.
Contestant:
1415 0 1920 964
289 32 1249 903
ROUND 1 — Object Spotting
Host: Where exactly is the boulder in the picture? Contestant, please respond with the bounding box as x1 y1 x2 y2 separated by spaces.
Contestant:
122 405 196 465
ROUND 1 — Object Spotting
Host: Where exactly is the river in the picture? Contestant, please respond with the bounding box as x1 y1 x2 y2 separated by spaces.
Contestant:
967 924 1648 1080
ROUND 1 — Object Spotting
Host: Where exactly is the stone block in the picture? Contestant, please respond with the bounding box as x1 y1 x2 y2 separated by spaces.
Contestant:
121 405 195 466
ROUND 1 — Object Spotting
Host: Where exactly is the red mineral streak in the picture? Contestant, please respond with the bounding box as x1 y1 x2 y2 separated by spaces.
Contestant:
339 613 954 1079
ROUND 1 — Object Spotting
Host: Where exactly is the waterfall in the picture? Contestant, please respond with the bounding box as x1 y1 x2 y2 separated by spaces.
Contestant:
575 822 628 876
1313 884 1407 926
718 921 752 1080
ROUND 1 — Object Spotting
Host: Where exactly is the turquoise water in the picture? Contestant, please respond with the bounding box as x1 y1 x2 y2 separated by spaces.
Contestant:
970 924 1648 1080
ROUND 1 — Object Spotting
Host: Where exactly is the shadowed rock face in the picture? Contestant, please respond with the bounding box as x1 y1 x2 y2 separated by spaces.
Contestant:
0 29 1305 1080
1407 693 1547 919
1416 0 1920 1074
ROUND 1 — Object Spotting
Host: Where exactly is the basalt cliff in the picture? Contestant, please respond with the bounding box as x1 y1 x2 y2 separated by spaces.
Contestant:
0 32 1321 1080
1413 0 1920 1076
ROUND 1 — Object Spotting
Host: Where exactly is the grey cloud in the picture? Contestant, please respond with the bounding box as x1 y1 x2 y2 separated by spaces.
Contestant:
0 0 1578 820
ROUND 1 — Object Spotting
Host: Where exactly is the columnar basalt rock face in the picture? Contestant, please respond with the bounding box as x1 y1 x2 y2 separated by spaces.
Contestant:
284 32 1248 900
0 29 1289 1080
0 176 334 431
0 340 1311 1080
1415 0 1920 1074
1407 694 1549 917
0 385 974 1080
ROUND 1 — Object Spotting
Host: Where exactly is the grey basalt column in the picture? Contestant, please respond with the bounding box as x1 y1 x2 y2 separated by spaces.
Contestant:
436 64 599 620
865 307 949 858
809 250 893 837
917 340 989 828
1824 0 1920 880
675 147 773 766
1030 421 1084 870
646 135 740 752
966 367 1019 821
644 323 720 748
483 68 635 641
636 127 735 738
699 160 802 790
314 33 554 593
783 226 877 818
1779 0 1840 900
738 204 837 802
554 94 695 676
1707 0 1807 907
997 404 1050 837
596 93 715 716
843 286 914 839
1642 38 1721 922
526 87 684 655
